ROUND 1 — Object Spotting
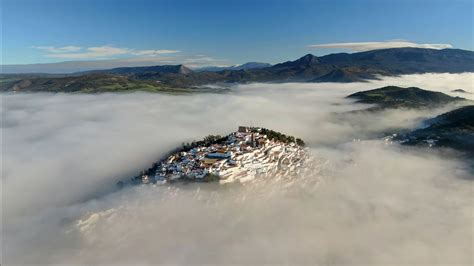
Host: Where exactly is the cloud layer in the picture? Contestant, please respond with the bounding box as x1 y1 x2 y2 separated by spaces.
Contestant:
2 73 473 264
308 40 453 52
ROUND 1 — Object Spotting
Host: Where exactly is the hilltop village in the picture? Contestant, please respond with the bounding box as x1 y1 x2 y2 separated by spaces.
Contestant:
127 126 309 185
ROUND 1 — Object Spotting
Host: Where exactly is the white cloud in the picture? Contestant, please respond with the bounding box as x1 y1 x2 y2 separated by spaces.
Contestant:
32 45 83 53
46 46 130 59
33 45 181 59
307 41 453 52
131 49 181 56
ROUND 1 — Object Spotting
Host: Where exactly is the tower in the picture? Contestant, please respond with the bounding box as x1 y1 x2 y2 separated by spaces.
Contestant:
251 132 256 147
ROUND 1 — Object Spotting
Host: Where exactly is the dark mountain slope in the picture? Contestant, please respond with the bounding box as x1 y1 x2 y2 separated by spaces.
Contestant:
319 48 474 73
272 53 321 69
397 105 474 154
312 67 389 83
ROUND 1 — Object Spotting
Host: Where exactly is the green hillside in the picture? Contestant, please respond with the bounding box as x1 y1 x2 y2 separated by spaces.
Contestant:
347 86 465 108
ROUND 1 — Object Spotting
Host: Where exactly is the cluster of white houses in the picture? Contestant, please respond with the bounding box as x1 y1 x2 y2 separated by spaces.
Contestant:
140 126 308 185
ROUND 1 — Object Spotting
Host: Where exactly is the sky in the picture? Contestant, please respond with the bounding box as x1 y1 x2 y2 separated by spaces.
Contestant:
1 0 473 66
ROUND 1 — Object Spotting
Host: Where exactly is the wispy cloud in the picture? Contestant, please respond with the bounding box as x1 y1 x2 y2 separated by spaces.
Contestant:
32 46 83 53
307 41 453 52
46 46 130 59
131 49 181 56
33 45 180 59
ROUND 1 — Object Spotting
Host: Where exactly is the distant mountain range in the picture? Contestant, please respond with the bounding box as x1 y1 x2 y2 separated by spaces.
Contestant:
80 48 474 87
1 47 474 92
196 62 272 72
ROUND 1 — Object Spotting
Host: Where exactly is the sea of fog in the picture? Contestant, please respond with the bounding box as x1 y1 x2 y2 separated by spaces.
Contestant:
2 73 473 265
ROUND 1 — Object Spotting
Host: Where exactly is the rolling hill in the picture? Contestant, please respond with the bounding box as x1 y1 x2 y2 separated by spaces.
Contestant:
0 73 224 93
397 105 474 154
347 86 466 108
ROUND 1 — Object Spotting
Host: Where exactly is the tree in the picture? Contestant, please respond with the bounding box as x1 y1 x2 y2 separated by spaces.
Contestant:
296 138 305 147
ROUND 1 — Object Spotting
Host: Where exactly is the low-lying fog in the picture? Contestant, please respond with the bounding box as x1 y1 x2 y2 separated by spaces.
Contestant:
2 73 473 265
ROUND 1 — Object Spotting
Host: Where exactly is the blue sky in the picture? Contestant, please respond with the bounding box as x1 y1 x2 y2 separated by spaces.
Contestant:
2 0 473 66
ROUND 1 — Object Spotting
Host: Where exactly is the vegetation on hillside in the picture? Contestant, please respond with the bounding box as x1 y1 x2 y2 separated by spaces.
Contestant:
347 86 466 109
397 105 474 154
253 127 305 146
0 73 228 94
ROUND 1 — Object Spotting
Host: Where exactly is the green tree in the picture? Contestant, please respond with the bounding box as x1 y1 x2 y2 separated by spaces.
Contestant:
296 138 305 147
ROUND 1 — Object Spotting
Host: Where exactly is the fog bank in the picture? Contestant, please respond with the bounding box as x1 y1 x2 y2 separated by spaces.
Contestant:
2 73 473 265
